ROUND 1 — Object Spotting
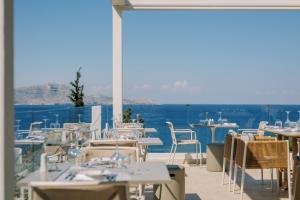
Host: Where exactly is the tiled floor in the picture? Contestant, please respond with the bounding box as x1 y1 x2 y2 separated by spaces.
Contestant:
147 153 289 200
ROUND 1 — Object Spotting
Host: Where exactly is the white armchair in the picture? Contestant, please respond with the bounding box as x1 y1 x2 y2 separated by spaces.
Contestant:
166 121 202 165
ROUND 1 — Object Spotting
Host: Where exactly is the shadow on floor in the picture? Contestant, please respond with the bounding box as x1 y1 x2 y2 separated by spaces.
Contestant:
185 193 202 200
228 169 288 200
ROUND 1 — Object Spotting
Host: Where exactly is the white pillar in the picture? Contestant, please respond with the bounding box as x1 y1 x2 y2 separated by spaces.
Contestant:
112 6 123 124
91 105 102 139
0 0 14 199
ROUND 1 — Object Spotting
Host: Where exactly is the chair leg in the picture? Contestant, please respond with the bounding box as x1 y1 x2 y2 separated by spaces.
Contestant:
229 158 233 191
240 166 246 200
233 164 238 193
196 142 199 165
168 144 174 163
287 143 292 200
200 142 202 166
222 158 226 185
271 168 274 192
261 169 264 185
172 144 177 164
276 169 280 195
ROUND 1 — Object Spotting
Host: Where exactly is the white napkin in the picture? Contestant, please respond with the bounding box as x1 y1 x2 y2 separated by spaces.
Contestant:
73 173 95 181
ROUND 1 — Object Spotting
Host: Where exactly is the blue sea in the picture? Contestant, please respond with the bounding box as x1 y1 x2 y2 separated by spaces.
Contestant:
15 104 300 153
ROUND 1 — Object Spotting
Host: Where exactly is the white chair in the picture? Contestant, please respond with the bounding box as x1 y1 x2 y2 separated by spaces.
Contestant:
166 121 202 165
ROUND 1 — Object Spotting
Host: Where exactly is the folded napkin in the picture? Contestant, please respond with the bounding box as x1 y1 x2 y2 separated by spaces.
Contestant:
73 173 95 181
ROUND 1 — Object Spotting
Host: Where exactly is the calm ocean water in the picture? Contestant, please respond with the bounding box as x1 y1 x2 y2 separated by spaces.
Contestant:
15 104 300 153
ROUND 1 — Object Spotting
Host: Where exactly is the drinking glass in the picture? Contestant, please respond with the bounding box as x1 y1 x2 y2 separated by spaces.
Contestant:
205 112 209 122
218 112 222 124
55 114 60 128
275 119 282 128
68 144 82 166
78 114 82 123
284 111 291 127
15 120 21 131
110 129 128 168
43 118 48 129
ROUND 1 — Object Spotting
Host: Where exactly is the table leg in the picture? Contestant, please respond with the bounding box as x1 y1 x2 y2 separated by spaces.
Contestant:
211 127 215 144
277 134 283 187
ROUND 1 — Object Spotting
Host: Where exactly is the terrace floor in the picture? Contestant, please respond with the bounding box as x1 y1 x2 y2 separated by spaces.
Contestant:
146 153 289 200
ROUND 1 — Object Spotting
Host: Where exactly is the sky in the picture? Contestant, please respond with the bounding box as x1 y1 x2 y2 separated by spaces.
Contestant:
15 0 300 104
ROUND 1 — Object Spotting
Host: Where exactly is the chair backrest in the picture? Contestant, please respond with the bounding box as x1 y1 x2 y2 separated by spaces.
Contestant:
223 134 236 161
116 123 143 129
31 182 129 200
116 128 145 138
30 121 43 135
44 144 66 156
89 139 137 147
166 121 177 144
235 138 288 169
257 121 268 135
81 146 139 163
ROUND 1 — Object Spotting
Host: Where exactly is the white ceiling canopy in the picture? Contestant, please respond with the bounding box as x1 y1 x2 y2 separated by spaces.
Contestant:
111 0 300 10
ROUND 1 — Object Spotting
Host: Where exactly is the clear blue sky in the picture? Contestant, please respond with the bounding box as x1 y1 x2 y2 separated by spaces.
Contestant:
15 0 300 104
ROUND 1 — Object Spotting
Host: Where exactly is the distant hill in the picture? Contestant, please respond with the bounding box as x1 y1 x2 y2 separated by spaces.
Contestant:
14 83 157 105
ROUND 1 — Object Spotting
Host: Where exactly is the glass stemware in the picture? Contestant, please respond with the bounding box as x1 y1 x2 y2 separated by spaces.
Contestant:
55 114 60 128
218 112 222 124
284 111 291 127
43 118 48 129
78 114 82 123
275 119 283 128
109 129 129 167
205 112 208 122
68 144 82 166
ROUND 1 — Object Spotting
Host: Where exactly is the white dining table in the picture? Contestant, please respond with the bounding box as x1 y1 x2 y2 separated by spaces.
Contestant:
190 123 239 143
17 162 170 200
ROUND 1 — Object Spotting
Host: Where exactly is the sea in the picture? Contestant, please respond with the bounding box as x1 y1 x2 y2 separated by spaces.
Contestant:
15 104 300 153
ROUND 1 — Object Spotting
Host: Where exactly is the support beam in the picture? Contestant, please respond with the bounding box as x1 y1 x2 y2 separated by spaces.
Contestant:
0 0 14 199
112 6 123 124
112 0 300 10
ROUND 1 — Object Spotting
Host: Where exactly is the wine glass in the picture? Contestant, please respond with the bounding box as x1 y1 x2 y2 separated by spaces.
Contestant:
15 120 21 131
68 144 82 166
78 114 82 123
110 129 128 168
275 119 283 128
43 118 48 129
218 112 222 124
55 114 60 128
284 111 291 127
205 112 209 122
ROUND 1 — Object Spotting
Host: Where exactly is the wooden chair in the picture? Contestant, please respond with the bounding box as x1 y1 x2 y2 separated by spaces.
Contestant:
221 132 275 191
221 132 238 191
166 121 202 165
233 139 291 200
31 182 129 200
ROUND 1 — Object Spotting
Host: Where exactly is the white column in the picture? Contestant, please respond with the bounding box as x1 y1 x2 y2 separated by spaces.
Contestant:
0 0 14 199
112 6 123 124
91 105 102 139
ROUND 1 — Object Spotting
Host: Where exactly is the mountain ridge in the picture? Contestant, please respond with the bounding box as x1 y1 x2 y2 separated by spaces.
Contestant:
14 83 157 105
